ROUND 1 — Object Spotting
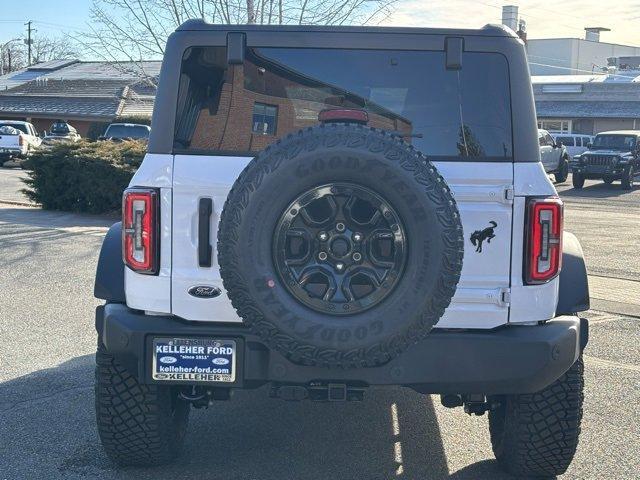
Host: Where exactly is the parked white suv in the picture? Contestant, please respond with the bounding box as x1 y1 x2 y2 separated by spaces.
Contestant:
94 23 590 477
553 133 594 157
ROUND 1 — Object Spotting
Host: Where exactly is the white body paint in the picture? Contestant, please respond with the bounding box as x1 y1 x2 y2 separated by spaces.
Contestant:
124 154 560 329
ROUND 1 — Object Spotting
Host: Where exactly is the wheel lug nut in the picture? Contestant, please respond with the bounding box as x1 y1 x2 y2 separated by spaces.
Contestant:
318 252 328 261
353 233 362 242
352 252 362 261
336 223 345 232
318 231 328 241
336 262 344 271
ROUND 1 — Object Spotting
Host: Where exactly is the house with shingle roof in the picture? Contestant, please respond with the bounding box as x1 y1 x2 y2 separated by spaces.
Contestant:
0 59 160 137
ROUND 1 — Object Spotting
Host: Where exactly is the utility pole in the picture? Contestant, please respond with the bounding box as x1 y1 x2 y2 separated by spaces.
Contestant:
25 21 34 66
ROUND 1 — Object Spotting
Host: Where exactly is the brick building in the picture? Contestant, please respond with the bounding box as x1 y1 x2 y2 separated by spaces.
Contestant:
183 48 412 152
0 59 160 137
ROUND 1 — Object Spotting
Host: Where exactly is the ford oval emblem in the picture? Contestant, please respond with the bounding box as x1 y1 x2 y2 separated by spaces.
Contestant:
212 357 229 365
188 285 222 298
159 356 177 364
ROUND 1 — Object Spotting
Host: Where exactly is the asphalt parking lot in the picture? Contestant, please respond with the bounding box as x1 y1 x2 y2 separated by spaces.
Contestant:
0 169 638 479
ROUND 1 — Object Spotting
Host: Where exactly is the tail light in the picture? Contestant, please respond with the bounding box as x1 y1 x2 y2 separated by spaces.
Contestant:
525 197 563 284
122 188 158 274
18 134 25 146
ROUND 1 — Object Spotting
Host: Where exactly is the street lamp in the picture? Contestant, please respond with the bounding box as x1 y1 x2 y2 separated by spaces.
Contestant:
0 39 21 76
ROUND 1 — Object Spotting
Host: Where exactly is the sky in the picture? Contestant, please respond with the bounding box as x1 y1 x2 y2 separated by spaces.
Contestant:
0 0 639 55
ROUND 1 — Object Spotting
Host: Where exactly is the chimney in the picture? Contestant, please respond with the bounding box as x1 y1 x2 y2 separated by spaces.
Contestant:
584 27 611 42
501 5 519 33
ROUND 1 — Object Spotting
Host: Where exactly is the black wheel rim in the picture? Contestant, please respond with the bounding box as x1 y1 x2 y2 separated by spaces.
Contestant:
273 183 407 315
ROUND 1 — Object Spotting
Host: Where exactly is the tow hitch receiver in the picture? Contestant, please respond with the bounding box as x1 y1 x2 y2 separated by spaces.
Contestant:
270 382 366 402
440 394 500 416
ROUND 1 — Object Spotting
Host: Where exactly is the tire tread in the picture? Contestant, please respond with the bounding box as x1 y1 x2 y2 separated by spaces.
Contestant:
95 341 189 466
489 356 584 478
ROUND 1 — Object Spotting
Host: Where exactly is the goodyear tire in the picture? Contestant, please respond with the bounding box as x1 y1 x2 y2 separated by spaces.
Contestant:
218 124 464 368
489 356 584 477
95 339 190 466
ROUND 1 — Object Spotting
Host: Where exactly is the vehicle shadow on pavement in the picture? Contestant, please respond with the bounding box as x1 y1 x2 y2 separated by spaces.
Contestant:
561 182 637 198
0 355 518 480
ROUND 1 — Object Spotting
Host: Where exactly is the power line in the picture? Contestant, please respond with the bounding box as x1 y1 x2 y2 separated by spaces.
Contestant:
528 62 637 79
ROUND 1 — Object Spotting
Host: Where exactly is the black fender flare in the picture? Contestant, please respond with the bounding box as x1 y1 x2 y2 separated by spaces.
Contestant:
556 231 589 315
94 222 125 303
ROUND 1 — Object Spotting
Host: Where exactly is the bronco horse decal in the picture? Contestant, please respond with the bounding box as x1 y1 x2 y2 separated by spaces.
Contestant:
470 221 497 253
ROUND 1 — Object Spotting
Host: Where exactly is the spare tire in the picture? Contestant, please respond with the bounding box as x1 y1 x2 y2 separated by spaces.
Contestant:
218 123 463 368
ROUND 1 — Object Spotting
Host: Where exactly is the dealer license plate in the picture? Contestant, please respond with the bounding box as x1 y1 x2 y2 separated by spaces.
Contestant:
152 337 236 383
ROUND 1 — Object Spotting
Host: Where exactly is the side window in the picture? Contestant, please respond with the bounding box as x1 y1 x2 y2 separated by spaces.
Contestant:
539 133 546 147
252 103 278 135
545 134 555 146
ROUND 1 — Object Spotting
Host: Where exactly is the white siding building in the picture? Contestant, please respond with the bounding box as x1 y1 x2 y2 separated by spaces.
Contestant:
528 37 640 76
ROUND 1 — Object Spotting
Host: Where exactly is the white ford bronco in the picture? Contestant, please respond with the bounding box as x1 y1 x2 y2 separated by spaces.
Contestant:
94 22 590 477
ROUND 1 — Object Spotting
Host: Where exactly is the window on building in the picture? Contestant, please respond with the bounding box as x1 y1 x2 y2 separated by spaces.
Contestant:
538 119 570 133
252 103 278 135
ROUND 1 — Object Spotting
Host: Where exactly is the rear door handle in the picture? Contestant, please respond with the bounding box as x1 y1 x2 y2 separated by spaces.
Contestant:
198 198 213 267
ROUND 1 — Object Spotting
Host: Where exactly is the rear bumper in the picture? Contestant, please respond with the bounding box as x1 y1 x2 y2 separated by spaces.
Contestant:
97 303 587 395
0 147 25 158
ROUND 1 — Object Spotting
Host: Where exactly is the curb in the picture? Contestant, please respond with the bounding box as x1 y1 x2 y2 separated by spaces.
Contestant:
0 199 40 208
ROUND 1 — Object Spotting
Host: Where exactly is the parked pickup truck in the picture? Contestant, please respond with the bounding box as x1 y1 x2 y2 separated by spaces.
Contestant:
0 120 41 164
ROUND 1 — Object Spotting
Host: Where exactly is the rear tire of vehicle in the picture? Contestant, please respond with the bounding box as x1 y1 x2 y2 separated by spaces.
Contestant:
218 123 464 368
621 166 635 190
603 175 614 185
572 173 585 189
95 339 190 466
489 355 584 478
554 157 569 183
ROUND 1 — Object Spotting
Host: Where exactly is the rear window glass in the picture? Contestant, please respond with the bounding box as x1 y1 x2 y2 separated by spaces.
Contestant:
105 125 149 139
51 122 75 135
174 47 513 160
0 123 27 134
0 125 20 135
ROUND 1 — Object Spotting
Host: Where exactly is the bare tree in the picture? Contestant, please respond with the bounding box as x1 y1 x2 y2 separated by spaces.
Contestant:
1 43 27 74
32 36 80 64
0 36 78 74
79 0 398 68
